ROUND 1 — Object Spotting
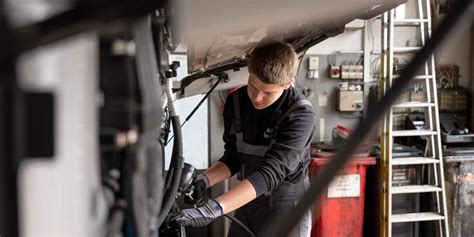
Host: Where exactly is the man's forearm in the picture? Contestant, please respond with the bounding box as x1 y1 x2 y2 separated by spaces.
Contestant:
216 179 257 214
203 161 232 187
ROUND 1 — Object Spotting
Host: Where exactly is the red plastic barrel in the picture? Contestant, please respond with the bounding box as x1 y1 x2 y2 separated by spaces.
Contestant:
308 157 376 237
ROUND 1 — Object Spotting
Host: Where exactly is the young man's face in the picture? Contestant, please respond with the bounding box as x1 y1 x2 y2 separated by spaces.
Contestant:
247 73 292 110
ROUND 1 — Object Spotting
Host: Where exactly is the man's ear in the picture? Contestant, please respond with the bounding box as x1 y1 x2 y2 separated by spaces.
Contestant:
283 77 295 89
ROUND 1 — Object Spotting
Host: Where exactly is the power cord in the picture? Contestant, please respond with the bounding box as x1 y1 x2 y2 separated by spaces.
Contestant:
223 214 256 237
165 74 226 145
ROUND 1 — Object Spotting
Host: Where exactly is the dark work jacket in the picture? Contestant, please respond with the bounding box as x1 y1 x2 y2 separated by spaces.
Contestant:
219 85 316 197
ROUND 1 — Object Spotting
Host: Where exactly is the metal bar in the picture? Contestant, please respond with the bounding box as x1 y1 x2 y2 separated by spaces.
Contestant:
391 157 440 165
0 1 20 234
391 212 445 223
427 1 450 234
392 75 433 79
393 19 429 26
262 1 472 236
393 46 423 52
380 11 390 237
392 102 435 107
0 62 20 237
391 185 442 194
391 129 437 136
166 75 224 145
387 9 395 236
183 76 223 124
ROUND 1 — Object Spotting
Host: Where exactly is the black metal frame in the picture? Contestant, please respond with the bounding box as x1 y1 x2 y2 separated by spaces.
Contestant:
0 1 21 235
0 61 21 237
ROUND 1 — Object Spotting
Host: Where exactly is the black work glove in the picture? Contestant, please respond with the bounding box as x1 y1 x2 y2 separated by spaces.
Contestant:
172 199 223 227
184 173 210 205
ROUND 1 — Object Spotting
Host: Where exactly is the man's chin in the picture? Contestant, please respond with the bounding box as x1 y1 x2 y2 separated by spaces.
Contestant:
252 103 266 110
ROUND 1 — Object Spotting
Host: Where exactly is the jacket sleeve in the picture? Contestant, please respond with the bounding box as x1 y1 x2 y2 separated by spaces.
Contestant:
218 93 241 176
246 104 315 197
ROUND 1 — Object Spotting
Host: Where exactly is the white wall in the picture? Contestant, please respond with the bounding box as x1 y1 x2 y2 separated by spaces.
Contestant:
308 15 472 87
306 5 472 132
436 13 472 88
307 28 365 54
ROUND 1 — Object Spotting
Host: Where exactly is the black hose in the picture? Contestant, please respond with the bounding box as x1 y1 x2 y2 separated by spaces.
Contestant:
157 115 184 227
164 168 174 192
224 214 256 237
165 75 223 145
151 11 185 229
262 1 472 236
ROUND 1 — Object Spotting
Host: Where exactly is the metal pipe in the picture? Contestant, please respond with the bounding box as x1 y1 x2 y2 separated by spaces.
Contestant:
165 76 179 117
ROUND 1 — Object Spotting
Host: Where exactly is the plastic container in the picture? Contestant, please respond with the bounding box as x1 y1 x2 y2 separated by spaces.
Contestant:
309 157 376 237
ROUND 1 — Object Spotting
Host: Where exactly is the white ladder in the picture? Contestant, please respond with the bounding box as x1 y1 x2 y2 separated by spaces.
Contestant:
380 0 449 236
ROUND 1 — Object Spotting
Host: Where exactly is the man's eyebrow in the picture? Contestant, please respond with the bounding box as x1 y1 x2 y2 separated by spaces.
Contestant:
248 80 256 88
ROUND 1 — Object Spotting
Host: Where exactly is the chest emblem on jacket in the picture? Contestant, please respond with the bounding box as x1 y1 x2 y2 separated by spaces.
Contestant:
263 127 274 139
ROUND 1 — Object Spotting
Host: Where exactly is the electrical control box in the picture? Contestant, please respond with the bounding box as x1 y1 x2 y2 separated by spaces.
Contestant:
340 65 363 79
308 56 319 70
338 90 363 111
330 65 341 78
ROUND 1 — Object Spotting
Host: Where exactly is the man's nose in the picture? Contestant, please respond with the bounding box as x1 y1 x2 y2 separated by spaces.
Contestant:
254 91 264 102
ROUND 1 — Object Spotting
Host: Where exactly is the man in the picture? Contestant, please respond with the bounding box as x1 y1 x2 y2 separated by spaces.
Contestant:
173 42 316 237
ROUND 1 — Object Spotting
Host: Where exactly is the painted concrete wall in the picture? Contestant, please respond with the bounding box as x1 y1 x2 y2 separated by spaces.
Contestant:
307 8 472 132
308 16 472 89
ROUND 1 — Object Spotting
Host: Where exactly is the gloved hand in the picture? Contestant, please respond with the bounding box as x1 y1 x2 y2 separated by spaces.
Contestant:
184 173 210 205
172 199 223 227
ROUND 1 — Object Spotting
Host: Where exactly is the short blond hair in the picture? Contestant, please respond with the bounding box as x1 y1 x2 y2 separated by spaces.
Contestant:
248 42 298 84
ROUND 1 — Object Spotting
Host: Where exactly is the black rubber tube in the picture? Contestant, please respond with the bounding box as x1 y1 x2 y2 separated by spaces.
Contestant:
224 214 256 237
157 115 184 227
165 76 222 145
262 1 472 236
164 167 174 192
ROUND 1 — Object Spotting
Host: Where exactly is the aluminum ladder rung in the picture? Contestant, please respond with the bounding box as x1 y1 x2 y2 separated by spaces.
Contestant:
391 212 445 223
392 75 434 80
392 157 440 165
393 18 429 26
393 47 422 53
392 185 442 194
393 102 435 108
391 129 437 137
